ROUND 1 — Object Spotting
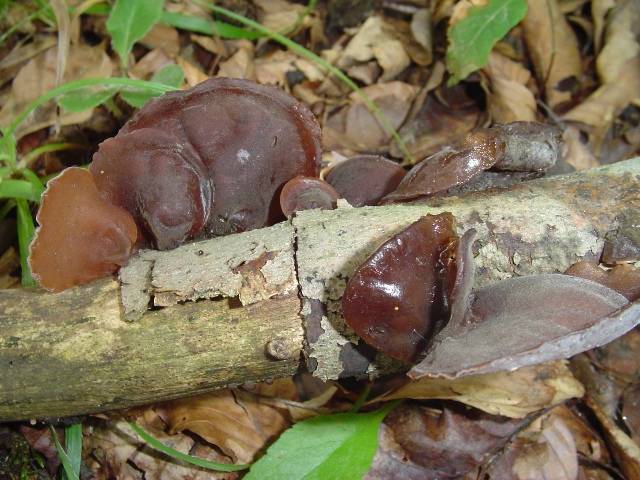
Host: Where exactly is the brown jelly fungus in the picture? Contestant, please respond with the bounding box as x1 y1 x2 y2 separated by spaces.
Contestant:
280 176 339 217
28 168 137 292
325 155 406 207
342 213 458 362
91 77 322 246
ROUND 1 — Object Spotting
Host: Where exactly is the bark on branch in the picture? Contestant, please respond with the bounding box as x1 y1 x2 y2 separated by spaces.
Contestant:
1 159 639 421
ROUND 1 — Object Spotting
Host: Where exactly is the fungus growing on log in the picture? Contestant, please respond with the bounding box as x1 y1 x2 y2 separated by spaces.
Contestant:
29 78 322 291
324 155 406 207
279 176 339 217
565 261 640 301
341 213 458 362
106 77 322 239
28 168 137 292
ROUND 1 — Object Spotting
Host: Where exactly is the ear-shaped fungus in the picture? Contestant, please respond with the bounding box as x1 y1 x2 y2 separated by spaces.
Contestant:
95 77 322 240
90 129 212 250
324 155 406 207
279 176 339 217
409 274 630 379
382 129 505 203
342 213 458 363
28 167 137 292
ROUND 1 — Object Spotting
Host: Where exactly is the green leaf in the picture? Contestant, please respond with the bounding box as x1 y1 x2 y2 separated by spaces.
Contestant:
106 0 164 68
446 0 527 85
121 64 184 108
61 424 83 480
0 179 43 202
245 402 398 480
58 86 118 113
128 422 249 472
51 425 81 480
161 10 261 39
15 198 35 287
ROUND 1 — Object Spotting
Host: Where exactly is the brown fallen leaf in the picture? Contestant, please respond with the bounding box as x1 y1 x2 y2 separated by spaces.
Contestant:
157 389 288 464
592 0 616 53
588 328 640 383
595 0 640 85
323 81 417 152
176 56 209 87
0 43 113 138
85 411 237 480
522 0 582 108
482 51 537 123
254 0 306 33
377 361 584 419
130 49 174 80
0 35 57 83
486 412 579 480
562 125 599 171
390 88 482 162
337 16 411 82
253 50 298 88
565 261 640 301
563 56 640 154
216 40 255 80
19 426 60 474
365 401 527 480
140 23 180 58
586 396 640 479
622 384 640 445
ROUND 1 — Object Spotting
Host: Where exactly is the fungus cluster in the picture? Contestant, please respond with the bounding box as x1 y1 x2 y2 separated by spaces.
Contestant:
29 78 323 291
342 213 635 377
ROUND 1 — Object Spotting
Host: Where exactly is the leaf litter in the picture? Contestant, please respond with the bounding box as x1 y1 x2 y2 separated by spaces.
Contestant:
1 0 640 478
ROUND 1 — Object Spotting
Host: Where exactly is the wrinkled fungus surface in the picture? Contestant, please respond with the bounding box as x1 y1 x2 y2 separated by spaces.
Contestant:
382 129 505 203
92 77 322 245
342 213 457 362
279 176 339 217
28 168 137 292
325 155 406 207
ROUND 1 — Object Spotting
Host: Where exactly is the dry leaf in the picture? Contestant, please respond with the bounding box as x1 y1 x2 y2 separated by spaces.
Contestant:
562 126 599 170
217 41 255 80
391 87 482 162
378 361 584 419
0 43 113 138
141 23 180 58
253 50 297 87
522 0 582 108
130 49 174 80
622 384 640 445
564 56 640 153
592 0 616 53
176 56 209 87
483 51 537 123
323 81 418 152
586 396 640 479
158 390 288 464
191 34 227 57
596 0 640 84
366 401 526 480
254 0 306 33
410 9 433 64
85 411 237 480
0 247 19 289
337 17 411 82
488 413 579 480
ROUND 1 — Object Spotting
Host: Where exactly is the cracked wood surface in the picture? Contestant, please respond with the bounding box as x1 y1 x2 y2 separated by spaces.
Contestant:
0 159 638 420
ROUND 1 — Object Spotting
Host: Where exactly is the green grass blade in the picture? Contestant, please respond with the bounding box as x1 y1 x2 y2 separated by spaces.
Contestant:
50 426 80 480
0 179 42 202
15 198 35 287
128 422 250 472
18 142 83 169
161 11 261 39
62 424 83 480
194 0 413 163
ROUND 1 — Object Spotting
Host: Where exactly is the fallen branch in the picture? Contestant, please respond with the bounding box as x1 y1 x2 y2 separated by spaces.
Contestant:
1 159 638 421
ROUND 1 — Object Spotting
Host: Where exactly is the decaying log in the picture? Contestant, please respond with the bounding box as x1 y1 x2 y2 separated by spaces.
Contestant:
0 159 639 421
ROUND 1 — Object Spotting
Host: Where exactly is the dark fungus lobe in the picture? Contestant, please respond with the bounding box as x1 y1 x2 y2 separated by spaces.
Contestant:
324 155 406 207
342 213 457 363
491 122 561 172
280 176 339 217
382 129 505 203
117 77 322 237
90 128 211 250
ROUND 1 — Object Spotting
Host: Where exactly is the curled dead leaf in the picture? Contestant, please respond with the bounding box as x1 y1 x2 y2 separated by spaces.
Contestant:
376 361 584 419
